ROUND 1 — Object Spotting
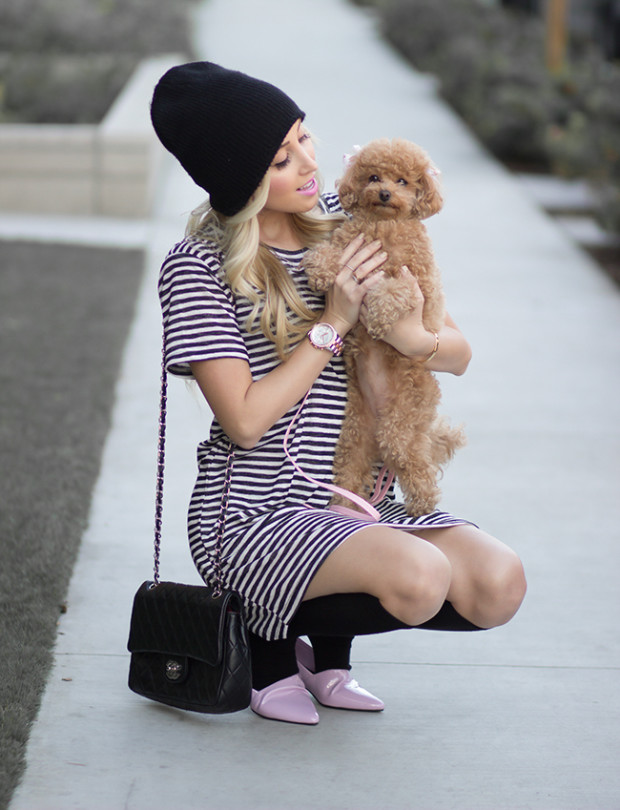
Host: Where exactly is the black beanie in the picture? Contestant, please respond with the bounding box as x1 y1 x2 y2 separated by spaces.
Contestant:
150 61 305 217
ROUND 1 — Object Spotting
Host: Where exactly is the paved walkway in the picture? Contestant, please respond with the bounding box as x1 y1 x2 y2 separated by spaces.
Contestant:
8 0 620 808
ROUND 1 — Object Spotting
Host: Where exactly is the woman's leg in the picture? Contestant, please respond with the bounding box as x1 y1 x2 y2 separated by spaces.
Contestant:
249 632 298 690
250 523 525 722
248 631 353 686
303 525 453 626
293 522 525 680
288 595 482 714
288 525 450 703
291 594 483 637
306 635 353 671
413 524 527 629
249 527 417 692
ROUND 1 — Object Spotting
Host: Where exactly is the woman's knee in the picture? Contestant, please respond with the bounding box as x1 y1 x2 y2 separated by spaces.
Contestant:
380 543 452 627
476 549 527 628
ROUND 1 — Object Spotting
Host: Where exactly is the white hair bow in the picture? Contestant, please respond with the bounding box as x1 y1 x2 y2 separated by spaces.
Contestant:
343 145 362 166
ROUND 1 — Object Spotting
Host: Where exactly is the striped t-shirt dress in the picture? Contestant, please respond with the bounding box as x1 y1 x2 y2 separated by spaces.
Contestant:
158 194 470 640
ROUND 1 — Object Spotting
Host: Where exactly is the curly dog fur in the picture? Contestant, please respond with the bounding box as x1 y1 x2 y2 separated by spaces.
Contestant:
303 138 465 515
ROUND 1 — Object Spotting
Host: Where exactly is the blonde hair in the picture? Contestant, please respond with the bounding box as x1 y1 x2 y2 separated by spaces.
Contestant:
186 174 345 358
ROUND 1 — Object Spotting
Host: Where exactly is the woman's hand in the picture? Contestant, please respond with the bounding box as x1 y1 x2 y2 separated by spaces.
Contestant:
322 234 387 336
361 269 435 357
360 266 472 375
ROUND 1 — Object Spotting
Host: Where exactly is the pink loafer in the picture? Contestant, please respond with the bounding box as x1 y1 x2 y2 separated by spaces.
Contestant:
295 638 385 712
250 673 319 725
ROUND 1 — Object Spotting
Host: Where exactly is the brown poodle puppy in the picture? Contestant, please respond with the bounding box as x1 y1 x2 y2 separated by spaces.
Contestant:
303 138 465 515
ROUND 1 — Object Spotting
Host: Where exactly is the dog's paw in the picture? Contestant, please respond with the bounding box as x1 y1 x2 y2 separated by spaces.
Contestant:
302 244 339 291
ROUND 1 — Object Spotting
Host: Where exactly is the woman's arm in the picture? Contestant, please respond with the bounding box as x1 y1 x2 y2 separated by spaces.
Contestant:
381 310 471 375
361 271 471 376
191 340 333 449
191 236 386 448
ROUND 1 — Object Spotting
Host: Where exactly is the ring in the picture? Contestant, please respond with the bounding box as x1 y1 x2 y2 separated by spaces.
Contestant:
345 263 360 283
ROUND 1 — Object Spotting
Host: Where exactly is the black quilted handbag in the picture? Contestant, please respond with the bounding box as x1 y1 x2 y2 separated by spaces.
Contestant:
127 348 251 713
128 582 250 713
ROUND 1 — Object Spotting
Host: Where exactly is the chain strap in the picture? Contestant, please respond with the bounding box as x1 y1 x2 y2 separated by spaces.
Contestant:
211 444 235 598
152 346 168 585
153 341 234 597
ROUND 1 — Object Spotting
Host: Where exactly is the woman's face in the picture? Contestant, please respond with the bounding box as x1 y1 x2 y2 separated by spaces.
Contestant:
263 119 319 214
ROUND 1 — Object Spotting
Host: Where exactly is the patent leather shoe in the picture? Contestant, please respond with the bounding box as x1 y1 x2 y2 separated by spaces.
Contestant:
295 638 385 711
250 673 319 725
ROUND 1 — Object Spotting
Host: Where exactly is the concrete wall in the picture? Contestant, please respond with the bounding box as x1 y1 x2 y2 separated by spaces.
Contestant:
0 55 180 219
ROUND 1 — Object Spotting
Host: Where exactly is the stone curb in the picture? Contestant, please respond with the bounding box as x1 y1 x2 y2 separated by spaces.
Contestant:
0 53 181 219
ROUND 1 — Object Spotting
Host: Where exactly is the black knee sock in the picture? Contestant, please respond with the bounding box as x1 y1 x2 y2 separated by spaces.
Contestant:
249 631 353 687
417 600 482 632
290 594 483 637
307 635 353 672
251 596 483 689
248 633 298 691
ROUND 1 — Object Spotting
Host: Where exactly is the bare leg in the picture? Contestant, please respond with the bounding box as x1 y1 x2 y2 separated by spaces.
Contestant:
303 525 453 627
412 524 527 628
304 523 525 630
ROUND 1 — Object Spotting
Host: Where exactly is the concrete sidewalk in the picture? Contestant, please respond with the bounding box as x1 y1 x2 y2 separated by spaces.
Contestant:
9 0 620 808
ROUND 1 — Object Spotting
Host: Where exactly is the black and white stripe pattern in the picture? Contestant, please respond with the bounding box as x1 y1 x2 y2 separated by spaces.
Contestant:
158 194 470 640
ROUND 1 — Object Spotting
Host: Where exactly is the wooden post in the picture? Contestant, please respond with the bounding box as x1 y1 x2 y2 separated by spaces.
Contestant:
545 0 569 73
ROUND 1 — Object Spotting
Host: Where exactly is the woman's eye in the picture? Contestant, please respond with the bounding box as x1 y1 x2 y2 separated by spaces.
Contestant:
274 155 291 169
369 175 380 183
299 132 311 143
397 178 408 185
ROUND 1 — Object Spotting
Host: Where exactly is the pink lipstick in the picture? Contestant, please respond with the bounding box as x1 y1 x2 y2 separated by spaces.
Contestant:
297 177 318 196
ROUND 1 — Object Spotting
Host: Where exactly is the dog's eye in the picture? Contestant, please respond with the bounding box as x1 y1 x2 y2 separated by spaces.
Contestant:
369 175 380 183
397 178 408 186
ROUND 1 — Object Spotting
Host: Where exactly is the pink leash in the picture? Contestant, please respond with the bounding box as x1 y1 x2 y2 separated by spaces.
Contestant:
283 391 395 522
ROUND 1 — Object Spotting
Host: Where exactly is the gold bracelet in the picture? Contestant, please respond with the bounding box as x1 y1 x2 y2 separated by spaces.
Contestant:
423 332 439 363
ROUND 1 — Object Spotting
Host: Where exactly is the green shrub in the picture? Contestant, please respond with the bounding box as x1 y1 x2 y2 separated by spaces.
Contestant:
0 0 193 124
382 0 483 75
382 0 560 165
0 0 191 55
0 53 137 124
547 58 620 229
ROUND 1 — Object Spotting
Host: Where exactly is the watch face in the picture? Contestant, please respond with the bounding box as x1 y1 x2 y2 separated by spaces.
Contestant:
312 323 335 347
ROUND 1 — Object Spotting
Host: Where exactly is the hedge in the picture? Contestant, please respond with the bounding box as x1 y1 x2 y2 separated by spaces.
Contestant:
0 0 193 124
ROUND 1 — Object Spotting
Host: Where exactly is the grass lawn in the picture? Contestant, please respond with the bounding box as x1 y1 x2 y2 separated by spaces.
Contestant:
0 0 193 802
0 240 144 809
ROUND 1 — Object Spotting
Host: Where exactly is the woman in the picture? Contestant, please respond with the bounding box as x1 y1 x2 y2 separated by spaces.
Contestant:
151 61 526 725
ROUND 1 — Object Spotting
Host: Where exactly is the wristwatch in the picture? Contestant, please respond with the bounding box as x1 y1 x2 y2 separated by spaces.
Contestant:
307 322 344 357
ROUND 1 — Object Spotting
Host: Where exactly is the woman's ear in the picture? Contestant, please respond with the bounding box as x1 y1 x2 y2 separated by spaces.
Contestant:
413 169 443 219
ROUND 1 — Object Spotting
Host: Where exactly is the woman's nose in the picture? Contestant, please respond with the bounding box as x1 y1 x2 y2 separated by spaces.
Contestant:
301 153 318 173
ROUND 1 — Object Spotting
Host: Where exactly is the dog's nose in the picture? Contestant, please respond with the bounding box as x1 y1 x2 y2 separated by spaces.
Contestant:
379 189 391 203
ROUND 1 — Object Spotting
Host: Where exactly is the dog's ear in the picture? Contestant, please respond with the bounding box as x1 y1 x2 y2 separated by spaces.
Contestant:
413 168 443 219
337 166 359 212
336 155 359 211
